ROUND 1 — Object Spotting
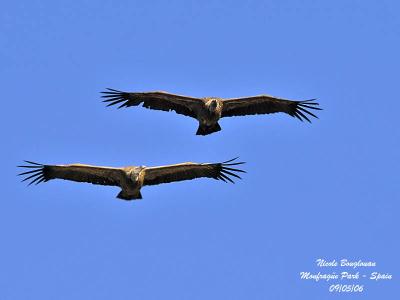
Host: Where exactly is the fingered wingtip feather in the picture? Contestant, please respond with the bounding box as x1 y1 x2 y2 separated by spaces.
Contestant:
223 166 246 173
297 106 319 119
102 98 118 103
36 177 46 185
222 157 239 164
105 88 123 93
293 112 303 121
300 104 322 111
101 92 121 96
29 175 44 186
101 95 124 100
223 161 246 166
21 172 41 182
217 175 227 183
222 169 242 180
301 98 317 103
106 99 126 107
17 165 41 168
24 160 42 165
118 103 129 109
219 173 234 183
18 169 42 176
296 109 312 123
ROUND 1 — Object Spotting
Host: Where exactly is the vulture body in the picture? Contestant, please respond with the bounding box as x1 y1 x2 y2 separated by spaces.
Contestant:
102 88 322 135
18 158 245 200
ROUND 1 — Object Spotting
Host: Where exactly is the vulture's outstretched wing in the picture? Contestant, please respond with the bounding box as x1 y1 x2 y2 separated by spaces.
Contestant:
143 158 245 186
222 95 321 122
101 88 204 118
18 161 125 186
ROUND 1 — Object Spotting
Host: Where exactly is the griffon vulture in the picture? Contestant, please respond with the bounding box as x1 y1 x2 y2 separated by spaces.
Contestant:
101 88 322 135
18 158 245 200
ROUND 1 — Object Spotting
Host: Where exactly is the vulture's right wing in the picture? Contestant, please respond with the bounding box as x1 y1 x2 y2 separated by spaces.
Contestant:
18 161 125 186
101 89 204 118
222 95 321 122
143 158 245 186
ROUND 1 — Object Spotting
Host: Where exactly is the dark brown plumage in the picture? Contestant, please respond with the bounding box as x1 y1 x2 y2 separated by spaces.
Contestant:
101 88 322 135
18 158 245 200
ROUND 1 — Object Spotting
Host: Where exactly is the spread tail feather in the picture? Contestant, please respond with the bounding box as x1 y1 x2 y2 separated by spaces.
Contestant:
196 123 221 135
117 190 142 200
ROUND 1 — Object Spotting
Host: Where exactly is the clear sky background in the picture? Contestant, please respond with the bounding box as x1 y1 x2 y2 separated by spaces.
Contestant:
1 1 399 299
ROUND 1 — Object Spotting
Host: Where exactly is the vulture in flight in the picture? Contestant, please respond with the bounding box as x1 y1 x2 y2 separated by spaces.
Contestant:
18 158 245 200
101 88 322 135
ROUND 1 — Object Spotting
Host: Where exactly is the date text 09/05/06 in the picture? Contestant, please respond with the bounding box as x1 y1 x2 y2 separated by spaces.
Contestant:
329 284 363 293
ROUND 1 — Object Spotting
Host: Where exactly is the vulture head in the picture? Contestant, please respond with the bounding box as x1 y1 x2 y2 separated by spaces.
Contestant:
128 167 144 182
206 98 219 112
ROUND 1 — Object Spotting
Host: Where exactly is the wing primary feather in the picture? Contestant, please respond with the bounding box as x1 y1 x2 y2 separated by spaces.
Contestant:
118 103 129 108
293 112 303 121
295 110 311 123
299 104 322 110
23 160 42 165
101 93 124 97
21 173 41 182
101 92 125 97
298 101 321 108
18 169 42 176
221 169 242 179
300 99 318 103
101 93 122 97
222 166 247 173
300 102 319 106
222 157 239 164
106 99 126 107
21 172 43 182
219 173 234 183
297 106 319 119
17 165 42 168
118 102 130 109
102 96 124 101
222 162 246 166
101 93 125 98
217 175 227 182
104 88 124 93
35 177 46 185
29 175 44 185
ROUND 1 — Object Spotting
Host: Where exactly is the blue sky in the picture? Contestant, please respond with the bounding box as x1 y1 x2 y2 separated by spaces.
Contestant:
1 0 399 299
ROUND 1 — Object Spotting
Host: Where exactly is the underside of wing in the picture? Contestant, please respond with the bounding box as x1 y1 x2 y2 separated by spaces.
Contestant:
143 158 246 186
101 88 204 118
18 161 125 187
221 95 322 122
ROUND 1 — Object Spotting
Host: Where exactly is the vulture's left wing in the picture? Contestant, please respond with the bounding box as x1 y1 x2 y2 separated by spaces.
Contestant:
222 95 321 122
143 158 245 186
18 161 125 186
101 88 204 118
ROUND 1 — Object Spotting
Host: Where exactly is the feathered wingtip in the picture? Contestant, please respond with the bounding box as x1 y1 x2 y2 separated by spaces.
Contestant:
292 99 322 123
100 88 131 109
217 157 246 183
17 161 47 185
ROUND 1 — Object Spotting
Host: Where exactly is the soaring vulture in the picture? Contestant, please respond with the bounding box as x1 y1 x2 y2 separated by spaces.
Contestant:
18 158 245 200
101 88 322 135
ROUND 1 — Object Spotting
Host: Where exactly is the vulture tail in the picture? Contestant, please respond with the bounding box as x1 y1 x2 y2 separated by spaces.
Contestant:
196 123 221 136
117 190 142 200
